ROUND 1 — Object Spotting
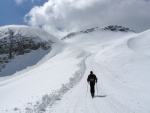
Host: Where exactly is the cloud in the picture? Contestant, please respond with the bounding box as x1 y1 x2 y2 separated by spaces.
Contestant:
24 0 150 37
14 0 35 5
15 0 27 5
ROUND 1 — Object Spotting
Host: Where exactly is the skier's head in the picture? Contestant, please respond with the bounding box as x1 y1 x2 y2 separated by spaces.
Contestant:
90 71 93 74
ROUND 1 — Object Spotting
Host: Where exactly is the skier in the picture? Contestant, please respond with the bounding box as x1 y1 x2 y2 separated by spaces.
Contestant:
87 71 98 98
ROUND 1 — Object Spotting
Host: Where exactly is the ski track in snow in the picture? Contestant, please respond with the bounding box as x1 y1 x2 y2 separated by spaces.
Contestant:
47 55 139 113
23 55 89 113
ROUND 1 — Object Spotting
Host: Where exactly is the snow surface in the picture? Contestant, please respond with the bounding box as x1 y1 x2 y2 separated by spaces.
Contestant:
0 27 150 113
0 25 63 78
0 25 59 42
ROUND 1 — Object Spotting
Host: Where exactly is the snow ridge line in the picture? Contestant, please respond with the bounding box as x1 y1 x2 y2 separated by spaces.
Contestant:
25 56 89 113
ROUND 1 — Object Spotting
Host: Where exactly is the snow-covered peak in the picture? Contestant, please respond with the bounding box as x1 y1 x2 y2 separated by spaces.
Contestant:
62 25 134 40
0 25 63 76
0 25 60 42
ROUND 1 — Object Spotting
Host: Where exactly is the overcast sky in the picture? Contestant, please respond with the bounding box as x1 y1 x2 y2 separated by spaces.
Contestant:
1 0 150 37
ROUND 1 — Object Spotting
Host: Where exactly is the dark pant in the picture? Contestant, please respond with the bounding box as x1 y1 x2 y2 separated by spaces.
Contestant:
90 82 95 94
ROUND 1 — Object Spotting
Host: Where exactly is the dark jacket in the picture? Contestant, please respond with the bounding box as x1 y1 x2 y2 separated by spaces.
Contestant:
87 74 98 83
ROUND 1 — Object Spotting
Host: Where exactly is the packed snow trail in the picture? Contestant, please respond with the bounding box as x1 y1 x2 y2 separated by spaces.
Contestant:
47 55 141 113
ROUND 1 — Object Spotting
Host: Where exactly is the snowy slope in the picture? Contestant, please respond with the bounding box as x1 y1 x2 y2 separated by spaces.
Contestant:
0 48 89 113
0 25 62 79
47 30 150 113
1 26 150 113
63 30 135 53
49 30 150 113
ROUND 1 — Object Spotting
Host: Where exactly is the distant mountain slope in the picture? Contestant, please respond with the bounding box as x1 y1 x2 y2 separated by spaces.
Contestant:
62 26 135 54
62 25 134 40
0 25 61 77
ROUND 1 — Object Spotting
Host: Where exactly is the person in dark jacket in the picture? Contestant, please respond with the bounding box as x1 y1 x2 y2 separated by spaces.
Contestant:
87 71 98 98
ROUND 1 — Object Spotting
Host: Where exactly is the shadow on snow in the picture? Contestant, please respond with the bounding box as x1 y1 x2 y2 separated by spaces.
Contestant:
94 95 107 98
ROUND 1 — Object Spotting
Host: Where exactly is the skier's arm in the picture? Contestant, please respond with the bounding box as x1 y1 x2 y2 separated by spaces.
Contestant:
87 76 90 82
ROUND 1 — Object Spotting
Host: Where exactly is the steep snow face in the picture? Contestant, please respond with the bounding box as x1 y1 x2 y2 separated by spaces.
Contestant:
0 25 63 77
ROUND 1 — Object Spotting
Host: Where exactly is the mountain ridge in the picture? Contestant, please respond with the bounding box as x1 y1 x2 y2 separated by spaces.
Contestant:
62 25 134 40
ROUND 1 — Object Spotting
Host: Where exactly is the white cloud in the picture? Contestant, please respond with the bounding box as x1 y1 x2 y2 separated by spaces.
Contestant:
14 0 36 5
15 0 25 5
24 0 150 37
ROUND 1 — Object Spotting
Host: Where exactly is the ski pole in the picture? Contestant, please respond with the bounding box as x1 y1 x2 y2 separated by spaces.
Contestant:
96 82 98 95
86 82 89 96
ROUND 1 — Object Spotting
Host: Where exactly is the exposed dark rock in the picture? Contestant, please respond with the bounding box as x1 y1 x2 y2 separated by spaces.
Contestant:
62 25 134 40
0 28 53 72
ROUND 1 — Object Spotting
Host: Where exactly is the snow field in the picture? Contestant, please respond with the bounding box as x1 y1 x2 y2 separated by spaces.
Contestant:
1 27 150 113
0 46 90 113
25 55 88 113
